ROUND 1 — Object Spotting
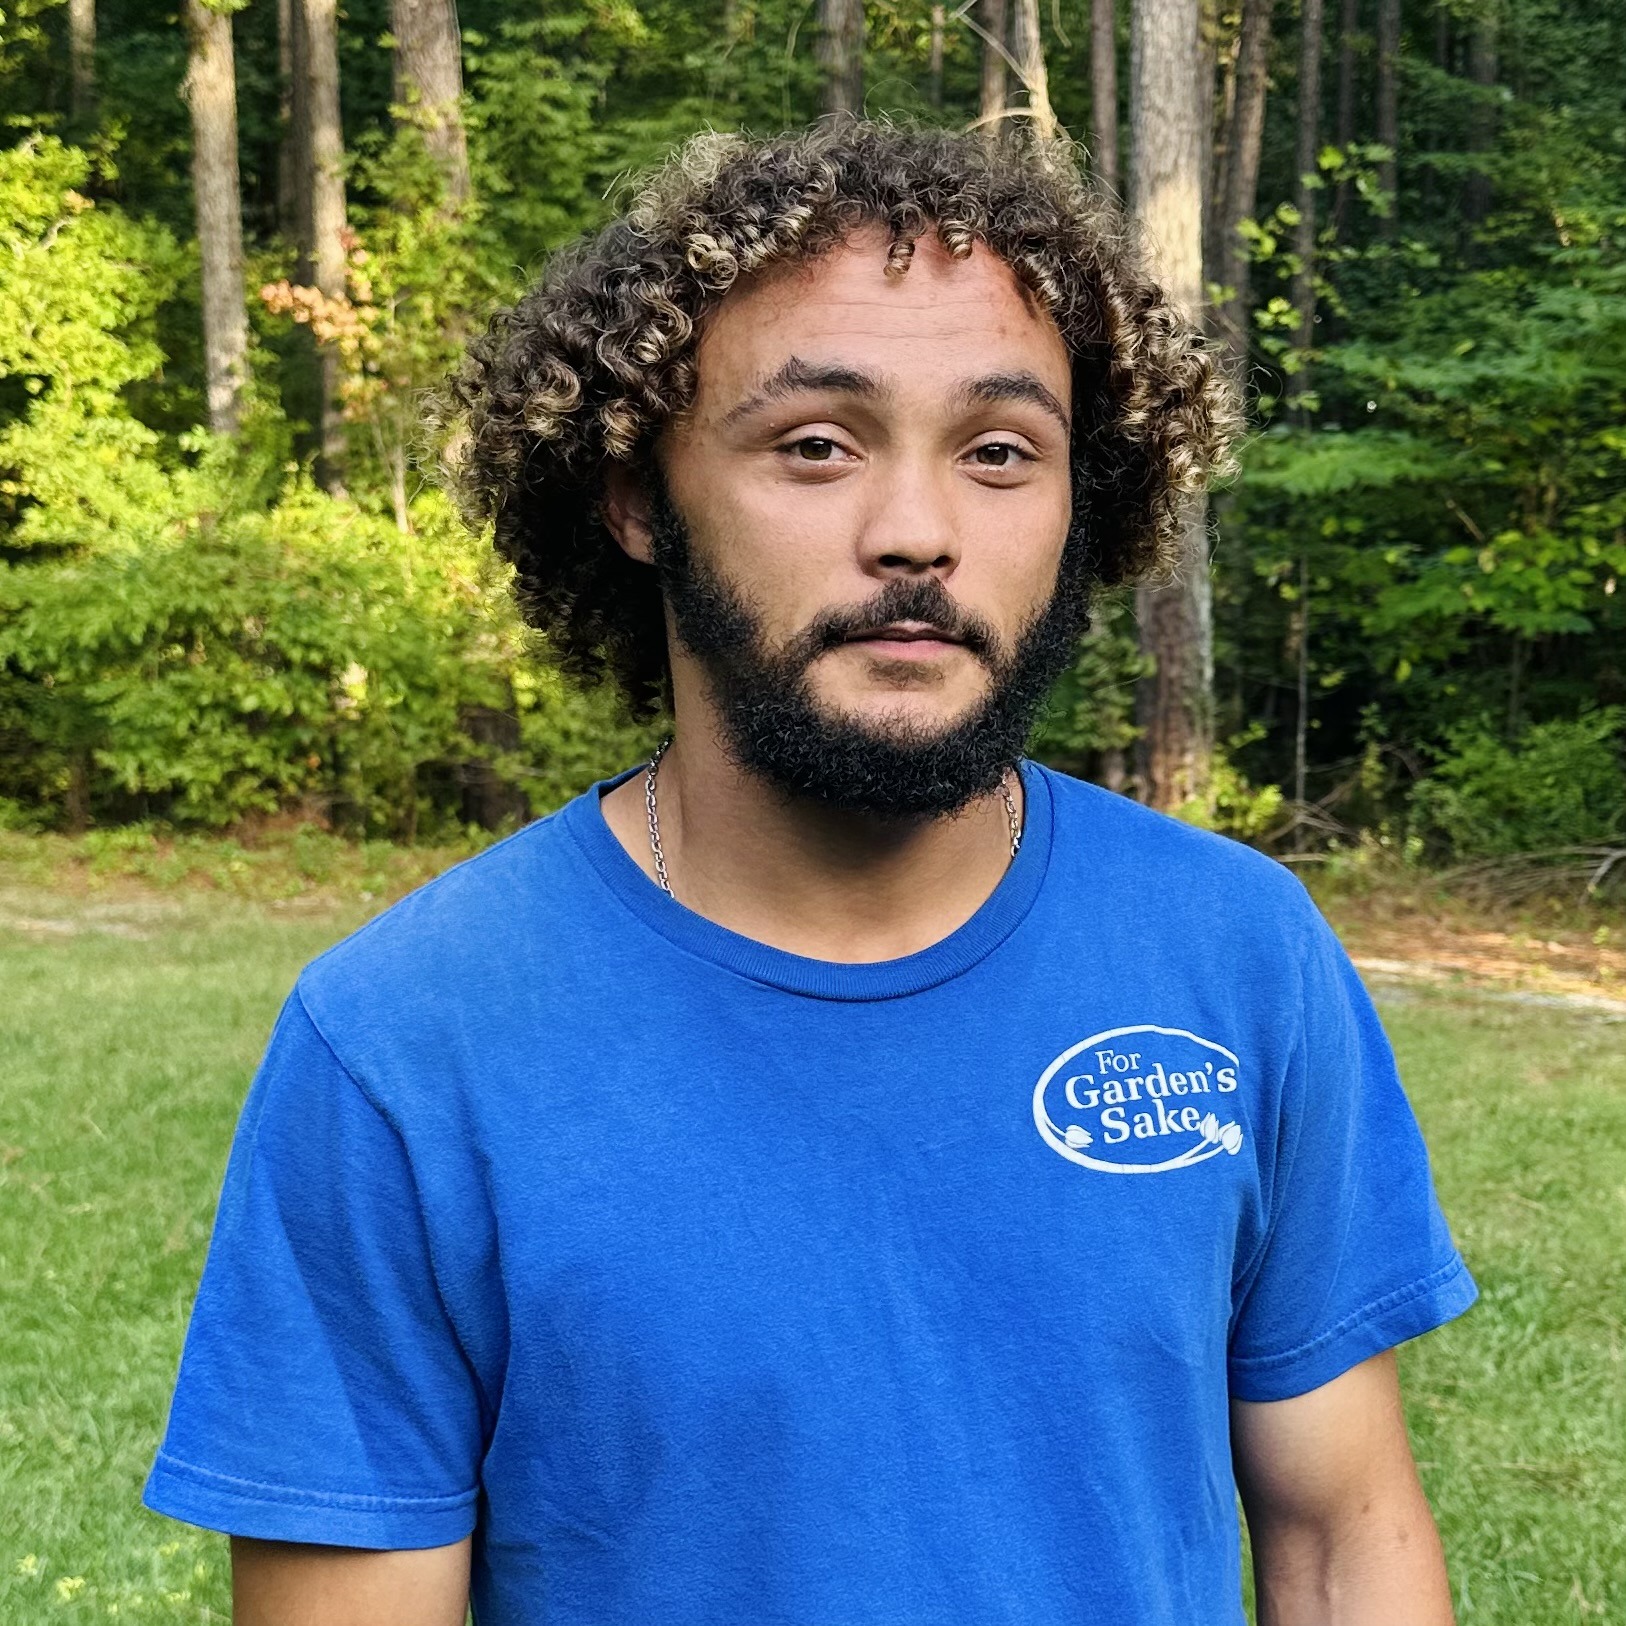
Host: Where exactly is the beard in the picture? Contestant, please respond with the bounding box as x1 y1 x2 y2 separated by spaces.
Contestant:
645 476 1098 819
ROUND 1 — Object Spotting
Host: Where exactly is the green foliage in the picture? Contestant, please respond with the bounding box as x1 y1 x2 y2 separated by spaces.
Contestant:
1410 711 1626 860
1181 731 1289 843
1 462 652 833
1222 16 1626 826
462 14 648 270
3 0 1624 851
1026 593 1147 772
0 126 650 835
0 137 187 551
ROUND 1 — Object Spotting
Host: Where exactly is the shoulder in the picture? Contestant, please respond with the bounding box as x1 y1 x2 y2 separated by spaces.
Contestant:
1038 764 1311 905
1027 760 1333 1001
292 800 597 1067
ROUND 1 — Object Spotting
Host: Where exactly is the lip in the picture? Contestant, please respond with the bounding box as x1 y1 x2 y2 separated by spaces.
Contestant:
843 621 964 658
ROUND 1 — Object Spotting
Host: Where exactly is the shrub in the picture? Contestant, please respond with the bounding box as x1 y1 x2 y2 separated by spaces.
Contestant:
1409 711 1626 860
0 475 655 835
0 133 656 837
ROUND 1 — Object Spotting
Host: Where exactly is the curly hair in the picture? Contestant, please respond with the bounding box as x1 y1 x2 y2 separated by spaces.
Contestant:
446 120 1240 719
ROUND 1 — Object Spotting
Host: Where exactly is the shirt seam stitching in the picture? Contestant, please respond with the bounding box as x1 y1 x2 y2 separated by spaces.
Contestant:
286 986 501 1428
1228 1251 1469 1373
152 1450 477 1512
295 813 562 984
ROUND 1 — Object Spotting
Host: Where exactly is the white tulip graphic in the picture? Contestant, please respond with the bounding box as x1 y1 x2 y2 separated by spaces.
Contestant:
1220 1122 1244 1155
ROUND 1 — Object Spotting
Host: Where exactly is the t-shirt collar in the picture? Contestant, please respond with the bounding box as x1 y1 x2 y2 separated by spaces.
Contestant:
560 756 1055 1001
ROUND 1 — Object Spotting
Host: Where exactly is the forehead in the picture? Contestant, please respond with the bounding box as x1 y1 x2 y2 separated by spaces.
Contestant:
688 227 1071 410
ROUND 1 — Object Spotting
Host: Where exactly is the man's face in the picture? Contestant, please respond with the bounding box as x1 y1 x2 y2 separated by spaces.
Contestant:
631 227 1089 815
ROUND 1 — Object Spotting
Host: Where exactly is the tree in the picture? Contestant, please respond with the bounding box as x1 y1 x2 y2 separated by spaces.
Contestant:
1462 0 1499 226
928 2 945 109
1212 0 1273 361
1010 0 1055 138
1331 0 1359 232
1289 0 1325 376
1196 0 1218 235
1283 0 1326 837
979 0 1009 129
390 0 469 206
182 0 248 435
816 0 864 116
1091 0 1119 192
1375 0 1398 230
1130 0 1212 809
301 0 347 488
68 0 95 120
276 0 301 241
971 0 1051 139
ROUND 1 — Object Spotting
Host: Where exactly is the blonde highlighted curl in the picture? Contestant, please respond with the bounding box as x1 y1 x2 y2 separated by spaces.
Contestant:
447 120 1240 718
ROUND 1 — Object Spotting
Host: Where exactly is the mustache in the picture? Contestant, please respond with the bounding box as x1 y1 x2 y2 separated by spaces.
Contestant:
788 578 1002 665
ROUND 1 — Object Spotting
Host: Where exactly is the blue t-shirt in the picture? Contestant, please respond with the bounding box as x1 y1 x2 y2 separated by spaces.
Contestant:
145 761 1475 1624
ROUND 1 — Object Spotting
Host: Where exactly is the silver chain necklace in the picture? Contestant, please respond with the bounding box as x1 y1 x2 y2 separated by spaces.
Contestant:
642 736 1022 898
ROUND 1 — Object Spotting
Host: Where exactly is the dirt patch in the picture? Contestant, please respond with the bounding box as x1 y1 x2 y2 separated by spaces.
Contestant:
1321 886 1626 1010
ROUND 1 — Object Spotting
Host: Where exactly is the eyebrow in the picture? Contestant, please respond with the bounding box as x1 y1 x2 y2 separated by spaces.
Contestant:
955 371 1072 434
720 356 1071 436
720 356 887 426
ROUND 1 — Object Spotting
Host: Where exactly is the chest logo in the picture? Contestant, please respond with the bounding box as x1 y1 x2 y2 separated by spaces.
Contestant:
1033 1024 1246 1174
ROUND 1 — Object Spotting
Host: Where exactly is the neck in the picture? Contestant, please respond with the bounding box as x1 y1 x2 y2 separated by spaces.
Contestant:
599 712 1024 964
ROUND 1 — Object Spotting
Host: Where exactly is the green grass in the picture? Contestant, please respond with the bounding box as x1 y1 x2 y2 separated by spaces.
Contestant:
1387 990 1626 1620
2 882 1623 1624
0 888 370 1624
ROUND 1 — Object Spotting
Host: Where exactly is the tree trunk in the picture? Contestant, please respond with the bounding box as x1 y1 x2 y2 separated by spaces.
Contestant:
183 0 248 436
1331 0 1359 233
1010 0 1056 138
277 0 297 238
1375 0 1399 232
390 0 469 206
1462 2 1498 225
1207 2 1235 274
1289 0 1326 381
1213 0 1272 362
459 700 529 832
1130 0 1212 811
1196 0 1218 259
928 2 945 109
286 0 313 268
979 0 1009 127
1292 553 1310 850
1091 0 1119 191
69 0 96 120
816 0 864 116
301 0 348 490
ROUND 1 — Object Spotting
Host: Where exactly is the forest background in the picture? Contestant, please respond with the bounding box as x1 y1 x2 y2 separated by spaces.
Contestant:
0 0 1623 876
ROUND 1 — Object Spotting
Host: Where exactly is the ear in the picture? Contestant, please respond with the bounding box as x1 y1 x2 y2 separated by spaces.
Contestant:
601 463 656 566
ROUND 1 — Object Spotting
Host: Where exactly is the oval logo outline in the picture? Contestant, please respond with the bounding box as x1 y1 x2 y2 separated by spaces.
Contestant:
1033 1022 1246 1174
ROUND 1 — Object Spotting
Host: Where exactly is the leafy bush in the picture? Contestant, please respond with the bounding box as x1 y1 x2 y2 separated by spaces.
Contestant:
1 478 654 835
0 133 655 837
1177 728 1288 843
1410 711 1626 860
1026 594 1148 774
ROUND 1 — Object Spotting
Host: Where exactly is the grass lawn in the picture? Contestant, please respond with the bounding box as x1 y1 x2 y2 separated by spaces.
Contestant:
2 873 1623 1623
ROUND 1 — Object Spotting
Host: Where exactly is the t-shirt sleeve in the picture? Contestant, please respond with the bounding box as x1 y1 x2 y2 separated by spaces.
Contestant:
1226 910 1478 1402
143 984 483 1547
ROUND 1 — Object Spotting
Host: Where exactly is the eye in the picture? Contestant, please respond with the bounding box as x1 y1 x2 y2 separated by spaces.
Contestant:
970 441 1029 468
791 437 838 461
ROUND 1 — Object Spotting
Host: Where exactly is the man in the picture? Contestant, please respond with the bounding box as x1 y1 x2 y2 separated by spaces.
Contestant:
145 123 1476 1625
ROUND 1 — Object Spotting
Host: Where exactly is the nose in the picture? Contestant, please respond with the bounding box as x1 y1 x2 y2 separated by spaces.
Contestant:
854 458 960 581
